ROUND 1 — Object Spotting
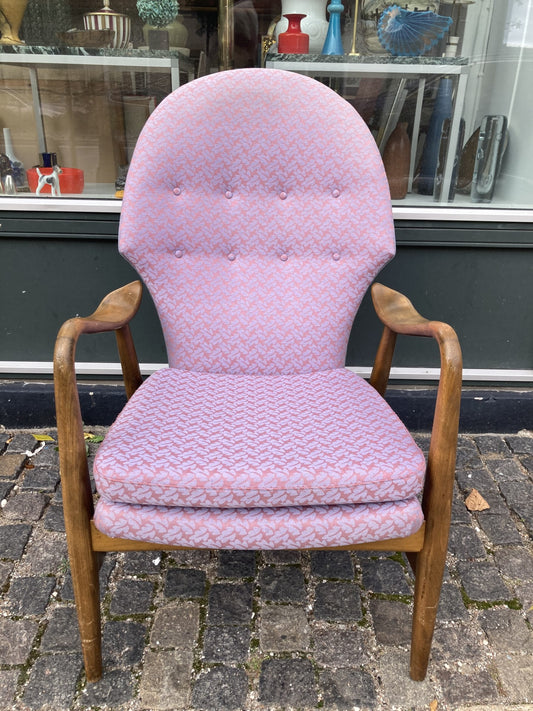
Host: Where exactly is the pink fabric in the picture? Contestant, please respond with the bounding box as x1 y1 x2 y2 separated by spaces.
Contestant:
119 68 395 375
93 498 424 549
94 368 425 509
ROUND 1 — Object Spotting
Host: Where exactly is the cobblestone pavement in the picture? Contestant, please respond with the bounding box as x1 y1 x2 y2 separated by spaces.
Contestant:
1 428 533 711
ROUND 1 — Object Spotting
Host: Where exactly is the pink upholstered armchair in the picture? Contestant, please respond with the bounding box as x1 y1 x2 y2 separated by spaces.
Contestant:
54 68 462 683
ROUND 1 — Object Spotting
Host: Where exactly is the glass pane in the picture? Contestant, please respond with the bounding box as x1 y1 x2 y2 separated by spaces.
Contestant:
0 0 531 212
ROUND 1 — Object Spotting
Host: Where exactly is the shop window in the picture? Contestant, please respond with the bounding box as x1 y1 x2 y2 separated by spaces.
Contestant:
0 0 531 211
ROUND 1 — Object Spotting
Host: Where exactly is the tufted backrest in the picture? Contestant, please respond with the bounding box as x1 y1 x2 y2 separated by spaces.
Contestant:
119 68 395 375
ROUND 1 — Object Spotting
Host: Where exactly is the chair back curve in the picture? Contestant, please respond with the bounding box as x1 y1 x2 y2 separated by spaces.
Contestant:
119 68 395 375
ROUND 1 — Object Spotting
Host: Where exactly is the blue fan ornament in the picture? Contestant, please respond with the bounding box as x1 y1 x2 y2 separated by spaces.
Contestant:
378 5 453 57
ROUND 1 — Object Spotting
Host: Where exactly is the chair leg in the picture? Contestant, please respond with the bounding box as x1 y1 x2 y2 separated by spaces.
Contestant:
409 536 447 681
67 535 102 682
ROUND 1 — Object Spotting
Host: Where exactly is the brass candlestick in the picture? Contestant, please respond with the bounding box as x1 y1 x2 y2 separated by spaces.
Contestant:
349 0 360 56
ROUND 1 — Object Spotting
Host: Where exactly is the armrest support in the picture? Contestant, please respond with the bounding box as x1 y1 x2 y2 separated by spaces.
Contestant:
53 281 143 519
370 283 462 525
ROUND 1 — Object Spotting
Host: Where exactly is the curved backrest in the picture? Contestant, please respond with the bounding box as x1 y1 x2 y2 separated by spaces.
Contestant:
119 68 395 375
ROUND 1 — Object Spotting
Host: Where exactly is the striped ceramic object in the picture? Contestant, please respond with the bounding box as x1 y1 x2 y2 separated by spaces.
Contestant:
83 0 131 49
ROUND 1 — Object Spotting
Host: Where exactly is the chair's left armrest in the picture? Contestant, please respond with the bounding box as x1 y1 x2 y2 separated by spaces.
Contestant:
370 282 462 523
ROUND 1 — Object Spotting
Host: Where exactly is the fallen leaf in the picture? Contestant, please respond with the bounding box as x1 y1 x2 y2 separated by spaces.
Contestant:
465 489 490 512
84 433 104 443
429 701 438 711
32 434 55 442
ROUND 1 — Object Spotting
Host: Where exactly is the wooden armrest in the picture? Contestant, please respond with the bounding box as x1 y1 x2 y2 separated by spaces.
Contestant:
370 282 463 528
54 282 143 507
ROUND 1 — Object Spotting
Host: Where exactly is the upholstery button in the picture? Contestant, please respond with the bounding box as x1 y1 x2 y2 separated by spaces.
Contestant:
279 191 287 200
225 190 233 199
175 249 183 258
332 252 341 261
332 189 340 198
280 253 288 261
173 187 181 196
227 252 236 261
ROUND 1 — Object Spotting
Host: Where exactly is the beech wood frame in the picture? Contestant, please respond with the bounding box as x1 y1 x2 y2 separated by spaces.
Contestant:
53 280 462 683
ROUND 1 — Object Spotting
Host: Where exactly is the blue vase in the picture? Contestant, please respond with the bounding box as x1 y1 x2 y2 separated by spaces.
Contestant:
417 77 453 195
322 1 344 55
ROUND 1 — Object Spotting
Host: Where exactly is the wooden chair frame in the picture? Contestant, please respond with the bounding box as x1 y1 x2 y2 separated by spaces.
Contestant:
54 280 462 683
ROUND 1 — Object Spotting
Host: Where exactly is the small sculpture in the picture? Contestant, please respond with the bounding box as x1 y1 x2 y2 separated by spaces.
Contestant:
378 5 452 56
0 153 16 194
35 165 62 196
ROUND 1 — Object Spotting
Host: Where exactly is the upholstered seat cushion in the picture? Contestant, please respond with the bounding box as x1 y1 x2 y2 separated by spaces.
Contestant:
93 367 426 509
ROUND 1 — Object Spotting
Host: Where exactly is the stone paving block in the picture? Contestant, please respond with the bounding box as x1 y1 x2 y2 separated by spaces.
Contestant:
499 479 533 532
31 444 59 467
22 531 68 574
150 601 199 649
310 550 354 579
360 557 412 594
478 512 522 545
517 583 533 624
41 607 82 653
314 582 362 622
140 650 194 709
8 575 55 615
472 488 509 515
262 550 302 564
378 649 436 708
312 626 367 667
479 608 533 652
43 503 65 531
369 599 411 646
522 454 533 477
207 582 253 625
456 447 484 469
0 669 19 709
203 624 250 662
494 546 533 580
259 566 306 602
259 657 318 707
0 480 14 500
451 493 472 524
458 561 512 602
0 618 38 664
110 578 154 615
505 435 533 455
192 665 248 710
320 668 377 709
3 491 47 521
0 453 26 479
80 669 135 707
164 568 206 598
474 435 512 457
438 667 499 707
218 550 256 578
122 550 162 575
436 582 469 621
6 434 38 454
21 653 82 710
487 458 528 481
102 620 146 667
456 467 498 494
0 560 13 588
431 624 486 663
260 605 310 652
448 524 487 559
21 466 60 492
493 653 533 703
0 523 32 559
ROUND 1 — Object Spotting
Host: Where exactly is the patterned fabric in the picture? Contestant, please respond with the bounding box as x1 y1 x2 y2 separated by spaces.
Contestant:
93 497 424 549
119 68 395 375
94 368 425 509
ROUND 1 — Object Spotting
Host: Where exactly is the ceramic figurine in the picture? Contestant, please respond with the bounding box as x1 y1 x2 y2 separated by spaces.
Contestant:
378 5 452 56
35 165 62 196
0 0 28 44
322 1 344 54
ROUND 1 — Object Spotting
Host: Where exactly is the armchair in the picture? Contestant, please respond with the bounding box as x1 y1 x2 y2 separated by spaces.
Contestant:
54 68 461 684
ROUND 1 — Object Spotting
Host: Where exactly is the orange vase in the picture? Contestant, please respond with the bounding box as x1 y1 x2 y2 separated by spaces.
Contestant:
0 0 28 44
383 121 410 200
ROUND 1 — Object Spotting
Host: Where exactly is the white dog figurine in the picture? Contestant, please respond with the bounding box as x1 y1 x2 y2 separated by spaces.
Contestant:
36 165 62 196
